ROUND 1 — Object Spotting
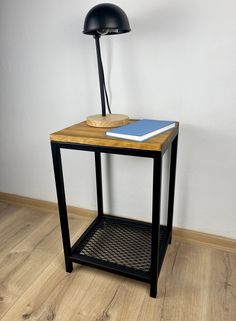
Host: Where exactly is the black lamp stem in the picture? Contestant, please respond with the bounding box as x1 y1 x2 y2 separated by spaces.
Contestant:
94 35 106 117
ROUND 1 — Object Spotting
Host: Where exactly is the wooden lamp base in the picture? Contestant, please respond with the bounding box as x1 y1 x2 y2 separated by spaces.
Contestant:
86 114 129 128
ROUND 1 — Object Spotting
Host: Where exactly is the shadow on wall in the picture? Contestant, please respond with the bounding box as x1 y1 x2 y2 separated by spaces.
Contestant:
102 3 194 117
174 123 235 229
131 3 196 37
100 5 187 213
103 145 172 223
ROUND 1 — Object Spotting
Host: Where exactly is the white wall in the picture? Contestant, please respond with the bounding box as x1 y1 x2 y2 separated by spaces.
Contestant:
0 0 235 239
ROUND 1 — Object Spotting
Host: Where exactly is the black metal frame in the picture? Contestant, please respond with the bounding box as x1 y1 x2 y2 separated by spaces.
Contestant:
51 133 178 298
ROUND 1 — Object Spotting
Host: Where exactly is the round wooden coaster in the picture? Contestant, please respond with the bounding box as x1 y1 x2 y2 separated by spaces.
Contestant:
86 114 129 128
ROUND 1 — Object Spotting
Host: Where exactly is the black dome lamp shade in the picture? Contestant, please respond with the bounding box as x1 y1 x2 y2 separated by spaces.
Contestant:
83 3 131 127
83 3 131 35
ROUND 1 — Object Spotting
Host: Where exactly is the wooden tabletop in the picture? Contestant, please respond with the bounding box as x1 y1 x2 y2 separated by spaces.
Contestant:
50 120 179 152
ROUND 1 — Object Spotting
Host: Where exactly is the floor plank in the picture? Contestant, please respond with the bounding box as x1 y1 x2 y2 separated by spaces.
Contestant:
0 205 47 258
0 206 89 319
0 202 235 321
206 249 236 321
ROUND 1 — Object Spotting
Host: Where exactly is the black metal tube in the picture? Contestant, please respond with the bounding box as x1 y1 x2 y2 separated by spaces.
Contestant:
94 36 106 117
95 152 104 216
150 154 162 298
167 134 178 244
51 142 73 272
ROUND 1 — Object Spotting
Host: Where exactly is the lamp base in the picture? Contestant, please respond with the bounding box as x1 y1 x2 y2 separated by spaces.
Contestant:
86 114 129 128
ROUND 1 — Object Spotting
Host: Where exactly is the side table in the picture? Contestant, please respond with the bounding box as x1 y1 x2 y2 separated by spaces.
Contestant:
50 120 179 298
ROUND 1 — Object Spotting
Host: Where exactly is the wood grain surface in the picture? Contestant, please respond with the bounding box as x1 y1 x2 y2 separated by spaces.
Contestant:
0 201 235 321
50 120 179 152
86 114 129 128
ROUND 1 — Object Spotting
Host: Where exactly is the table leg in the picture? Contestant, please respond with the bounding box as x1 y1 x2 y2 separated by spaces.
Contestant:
51 142 73 272
95 152 104 216
150 154 162 298
167 135 178 244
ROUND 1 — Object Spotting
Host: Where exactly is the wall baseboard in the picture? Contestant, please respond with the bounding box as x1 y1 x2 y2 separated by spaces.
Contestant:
172 227 236 253
0 192 235 253
0 192 96 219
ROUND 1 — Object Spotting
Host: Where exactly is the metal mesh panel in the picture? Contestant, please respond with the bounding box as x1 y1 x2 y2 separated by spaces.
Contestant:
73 216 167 274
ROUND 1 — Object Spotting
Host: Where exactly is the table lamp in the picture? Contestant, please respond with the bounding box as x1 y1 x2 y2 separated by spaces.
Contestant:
83 3 131 127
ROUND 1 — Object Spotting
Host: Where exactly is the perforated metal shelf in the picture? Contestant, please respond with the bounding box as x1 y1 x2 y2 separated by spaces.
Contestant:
70 215 170 282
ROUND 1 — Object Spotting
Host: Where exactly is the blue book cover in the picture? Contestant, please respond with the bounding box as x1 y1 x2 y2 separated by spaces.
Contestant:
106 119 175 142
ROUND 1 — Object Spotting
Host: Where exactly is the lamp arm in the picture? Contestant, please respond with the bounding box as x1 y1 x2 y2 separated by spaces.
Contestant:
94 35 106 117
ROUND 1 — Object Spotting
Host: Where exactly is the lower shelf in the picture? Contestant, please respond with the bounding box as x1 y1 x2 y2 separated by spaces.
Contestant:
70 215 170 283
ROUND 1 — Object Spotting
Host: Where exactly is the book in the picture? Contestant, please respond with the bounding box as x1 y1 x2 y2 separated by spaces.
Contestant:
106 119 175 142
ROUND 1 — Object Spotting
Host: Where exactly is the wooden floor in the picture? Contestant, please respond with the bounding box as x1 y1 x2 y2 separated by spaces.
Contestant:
0 201 235 321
